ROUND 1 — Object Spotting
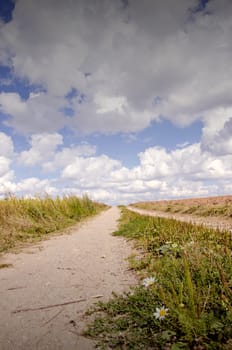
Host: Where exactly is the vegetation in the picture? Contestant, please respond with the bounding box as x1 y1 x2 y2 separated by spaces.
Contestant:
131 195 232 219
85 208 232 349
0 195 107 253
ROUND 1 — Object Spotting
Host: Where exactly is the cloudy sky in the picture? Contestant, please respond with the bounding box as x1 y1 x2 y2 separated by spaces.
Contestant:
0 0 232 204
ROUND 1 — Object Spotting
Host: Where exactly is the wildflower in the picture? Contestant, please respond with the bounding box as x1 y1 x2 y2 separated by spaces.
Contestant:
154 306 169 320
172 243 178 249
142 276 157 288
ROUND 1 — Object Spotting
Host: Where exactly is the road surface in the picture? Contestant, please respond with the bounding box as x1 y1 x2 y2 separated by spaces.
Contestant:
0 207 136 350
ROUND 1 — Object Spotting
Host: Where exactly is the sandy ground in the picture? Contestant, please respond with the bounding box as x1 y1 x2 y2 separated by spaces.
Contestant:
0 207 137 350
128 206 232 232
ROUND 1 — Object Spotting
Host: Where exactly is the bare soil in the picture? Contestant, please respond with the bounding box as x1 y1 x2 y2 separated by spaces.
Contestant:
0 207 137 350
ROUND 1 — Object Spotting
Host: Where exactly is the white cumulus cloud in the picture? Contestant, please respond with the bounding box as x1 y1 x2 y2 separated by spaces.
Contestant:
0 0 231 203
0 0 231 136
19 133 63 166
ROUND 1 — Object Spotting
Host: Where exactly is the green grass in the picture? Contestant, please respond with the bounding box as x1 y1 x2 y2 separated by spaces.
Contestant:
0 195 107 253
84 208 232 349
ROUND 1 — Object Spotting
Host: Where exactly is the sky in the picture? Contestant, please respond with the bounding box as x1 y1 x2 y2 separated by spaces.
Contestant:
0 0 232 205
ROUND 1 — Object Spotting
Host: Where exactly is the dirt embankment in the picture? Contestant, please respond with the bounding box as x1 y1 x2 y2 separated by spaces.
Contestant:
127 206 232 232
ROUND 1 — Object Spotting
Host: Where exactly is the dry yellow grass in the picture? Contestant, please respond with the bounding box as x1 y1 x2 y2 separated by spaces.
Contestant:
132 195 232 218
0 195 107 253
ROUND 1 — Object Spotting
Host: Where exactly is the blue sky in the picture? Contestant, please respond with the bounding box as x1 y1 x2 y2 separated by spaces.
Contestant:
0 0 232 204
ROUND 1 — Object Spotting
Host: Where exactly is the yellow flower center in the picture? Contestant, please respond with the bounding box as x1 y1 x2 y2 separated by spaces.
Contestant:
160 309 167 317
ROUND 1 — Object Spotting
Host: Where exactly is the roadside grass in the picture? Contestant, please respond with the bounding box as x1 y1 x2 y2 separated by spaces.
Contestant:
84 208 232 349
0 195 107 253
132 196 232 219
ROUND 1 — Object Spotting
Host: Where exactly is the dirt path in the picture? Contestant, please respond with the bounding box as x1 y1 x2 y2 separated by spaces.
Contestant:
0 207 136 350
128 206 232 232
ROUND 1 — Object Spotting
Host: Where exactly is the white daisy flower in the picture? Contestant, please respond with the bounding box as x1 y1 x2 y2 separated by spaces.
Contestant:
154 306 169 320
142 276 157 288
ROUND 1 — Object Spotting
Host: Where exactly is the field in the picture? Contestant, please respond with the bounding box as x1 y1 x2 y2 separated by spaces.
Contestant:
0 195 107 254
131 195 232 219
85 208 232 349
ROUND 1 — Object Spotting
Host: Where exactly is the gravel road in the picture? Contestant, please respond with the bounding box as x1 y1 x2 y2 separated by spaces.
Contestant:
0 207 136 350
